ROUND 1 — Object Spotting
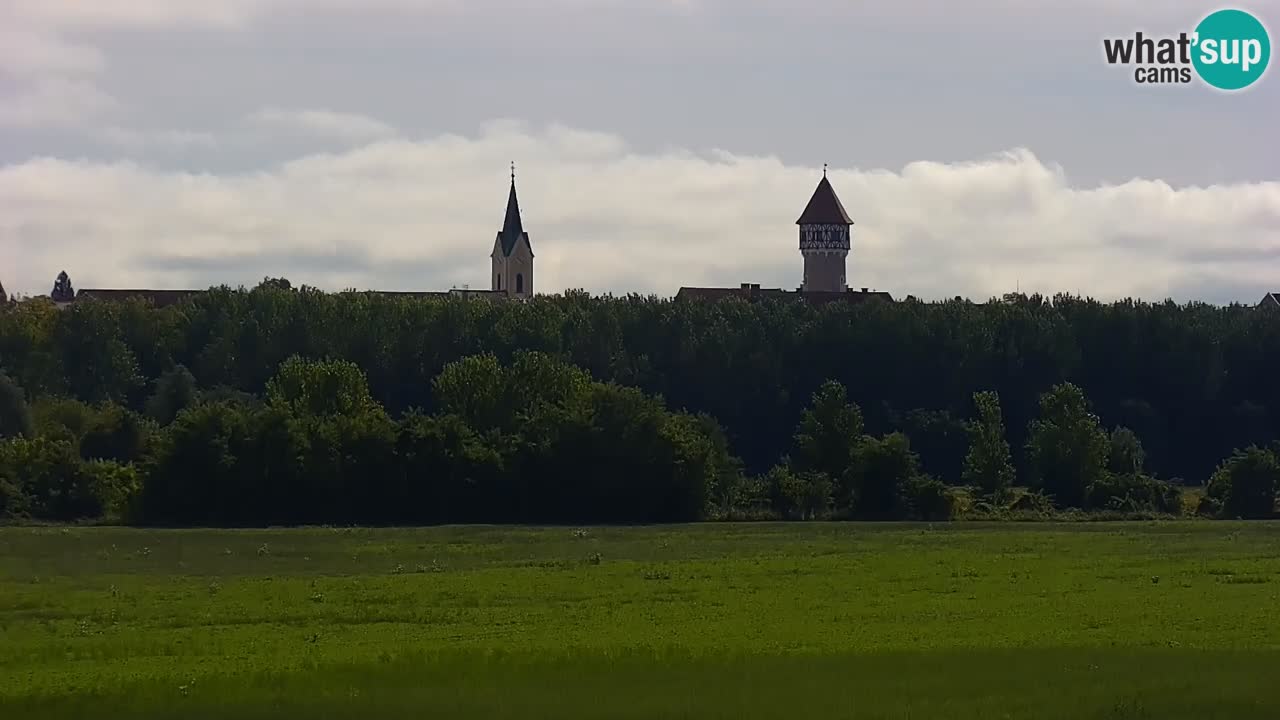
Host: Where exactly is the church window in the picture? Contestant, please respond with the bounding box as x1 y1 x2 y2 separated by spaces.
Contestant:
516 274 524 293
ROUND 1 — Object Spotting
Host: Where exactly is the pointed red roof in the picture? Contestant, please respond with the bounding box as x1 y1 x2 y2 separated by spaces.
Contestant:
796 174 853 225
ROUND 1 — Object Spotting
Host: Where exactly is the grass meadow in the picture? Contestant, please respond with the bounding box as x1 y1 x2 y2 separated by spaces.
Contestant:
2 522 1279 718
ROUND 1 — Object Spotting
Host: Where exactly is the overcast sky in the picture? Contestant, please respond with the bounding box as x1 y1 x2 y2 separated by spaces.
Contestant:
1 0 1278 303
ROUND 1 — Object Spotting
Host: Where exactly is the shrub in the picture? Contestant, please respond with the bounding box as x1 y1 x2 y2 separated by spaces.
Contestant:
0 437 103 520
80 404 155 464
1087 473 1182 514
1206 446 1280 519
907 474 954 521
764 465 832 520
82 460 141 522
1008 490 1055 518
31 396 95 446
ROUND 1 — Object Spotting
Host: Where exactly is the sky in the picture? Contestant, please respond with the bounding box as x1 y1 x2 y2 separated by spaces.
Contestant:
1 0 1278 303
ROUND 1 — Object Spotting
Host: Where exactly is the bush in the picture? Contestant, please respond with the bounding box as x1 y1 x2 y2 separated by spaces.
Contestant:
31 396 96 446
1008 490 1055 518
0 437 104 520
765 465 832 520
1087 473 1182 514
82 460 141 522
1206 446 1279 519
0 473 30 519
906 474 954 521
80 404 155 464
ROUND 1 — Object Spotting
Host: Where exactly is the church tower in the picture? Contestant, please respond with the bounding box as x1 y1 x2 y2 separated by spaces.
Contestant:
797 167 853 293
491 164 534 299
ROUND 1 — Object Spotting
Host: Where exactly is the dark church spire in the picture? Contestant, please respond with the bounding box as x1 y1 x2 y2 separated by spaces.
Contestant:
497 163 529 257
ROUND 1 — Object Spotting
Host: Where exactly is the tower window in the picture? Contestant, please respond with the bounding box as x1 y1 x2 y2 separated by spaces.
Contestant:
516 273 524 293
496 274 501 290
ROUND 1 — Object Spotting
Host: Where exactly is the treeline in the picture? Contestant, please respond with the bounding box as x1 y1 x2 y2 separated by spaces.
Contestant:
1 283 1279 524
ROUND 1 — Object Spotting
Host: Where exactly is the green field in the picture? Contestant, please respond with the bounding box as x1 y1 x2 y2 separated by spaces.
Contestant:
3 522 1279 719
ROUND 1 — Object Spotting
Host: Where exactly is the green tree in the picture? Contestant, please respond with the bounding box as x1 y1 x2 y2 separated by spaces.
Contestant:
266 356 384 418
1206 446 1279 519
792 380 864 501
764 464 832 520
432 353 508 430
80 403 155 464
0 436 101 520
1025 383 1109 508
145 365 200 425
31 396 96 446
850 432 920 519
962 390 1015 498
1107 427 1146 475
0 372 33 439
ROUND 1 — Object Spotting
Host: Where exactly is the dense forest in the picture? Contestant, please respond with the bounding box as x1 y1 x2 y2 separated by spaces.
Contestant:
1 281 1278 524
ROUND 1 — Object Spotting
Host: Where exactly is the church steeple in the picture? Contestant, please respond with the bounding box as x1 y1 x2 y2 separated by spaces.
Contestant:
491 163 534 298
499 163 525 255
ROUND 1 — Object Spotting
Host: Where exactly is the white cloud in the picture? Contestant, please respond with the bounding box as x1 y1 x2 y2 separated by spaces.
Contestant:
92 127 219 150
2 121 1277 303
0 77 119 128
247 108 399 143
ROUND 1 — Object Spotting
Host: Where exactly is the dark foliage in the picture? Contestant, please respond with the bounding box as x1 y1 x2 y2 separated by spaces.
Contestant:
2 288 1278 525
0 372 33 439
1206 446 1280 519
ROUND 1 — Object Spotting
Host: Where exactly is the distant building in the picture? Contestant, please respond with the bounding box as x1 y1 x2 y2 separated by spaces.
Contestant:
50 270 75 307
490 164 534 299
0 280 7 304
76 288 204 307
797 167 854 293
676 283 893 305
1257 293 1280 310
356 288 509 301
677 168 894 305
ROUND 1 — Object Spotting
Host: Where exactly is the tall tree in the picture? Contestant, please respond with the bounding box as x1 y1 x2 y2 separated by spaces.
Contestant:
1107 426 1146 475
792 380 864 484
266 356 383 418
1025 382 1109 508
962 390 1015 498
0 372 33 439
145 365 200 425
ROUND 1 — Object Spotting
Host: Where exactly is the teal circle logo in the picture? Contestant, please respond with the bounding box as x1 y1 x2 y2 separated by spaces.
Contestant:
1192 9 1271 90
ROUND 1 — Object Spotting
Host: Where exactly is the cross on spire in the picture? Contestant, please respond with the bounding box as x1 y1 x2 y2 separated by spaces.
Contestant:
511 161 516 183
823 163 828 178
